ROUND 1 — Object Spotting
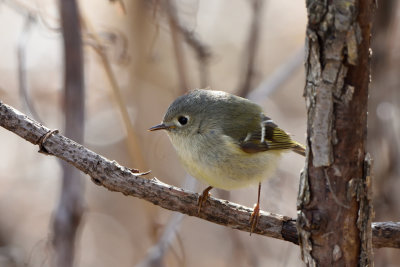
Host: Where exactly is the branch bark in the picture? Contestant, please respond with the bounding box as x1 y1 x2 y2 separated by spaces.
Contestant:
0 101 398 249
298 0 375 266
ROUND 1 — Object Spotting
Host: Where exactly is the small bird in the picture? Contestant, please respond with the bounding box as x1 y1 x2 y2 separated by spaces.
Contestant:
149 89 305 232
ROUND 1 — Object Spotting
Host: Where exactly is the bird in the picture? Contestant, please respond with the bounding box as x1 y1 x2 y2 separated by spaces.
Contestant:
149 89 305 232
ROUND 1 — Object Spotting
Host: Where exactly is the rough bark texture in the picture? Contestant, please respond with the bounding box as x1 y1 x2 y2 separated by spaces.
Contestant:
297 0 374 266
1 101 399 249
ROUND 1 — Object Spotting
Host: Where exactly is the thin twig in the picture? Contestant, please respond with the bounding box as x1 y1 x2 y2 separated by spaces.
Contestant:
176 25 211 88
150 1 211 88
0 102 399 249
164 0 189 93
81 15 148 170
3 0 37 17
4 0 60 32
144 2 212 265
17 14 43 123
237 0 264 97
136 176 197 267
136 213 184 267
247 46 304 103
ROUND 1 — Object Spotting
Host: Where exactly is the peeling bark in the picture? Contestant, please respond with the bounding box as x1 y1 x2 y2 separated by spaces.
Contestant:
297 0 374 266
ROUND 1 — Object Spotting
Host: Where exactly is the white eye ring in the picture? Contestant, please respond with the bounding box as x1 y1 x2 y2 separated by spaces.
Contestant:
177 115 189 126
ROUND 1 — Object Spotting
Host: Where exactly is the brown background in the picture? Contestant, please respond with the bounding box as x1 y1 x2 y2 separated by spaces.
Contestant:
0 1 398 266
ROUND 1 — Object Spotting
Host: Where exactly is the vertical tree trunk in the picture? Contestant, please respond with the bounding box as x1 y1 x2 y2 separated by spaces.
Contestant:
297 1 374 266
53 1 85 266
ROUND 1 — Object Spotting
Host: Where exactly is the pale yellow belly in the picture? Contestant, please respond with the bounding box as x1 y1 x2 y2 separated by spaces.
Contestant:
170 133 282 190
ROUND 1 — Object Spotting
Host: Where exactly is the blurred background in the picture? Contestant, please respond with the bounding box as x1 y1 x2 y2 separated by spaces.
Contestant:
0 0 398 266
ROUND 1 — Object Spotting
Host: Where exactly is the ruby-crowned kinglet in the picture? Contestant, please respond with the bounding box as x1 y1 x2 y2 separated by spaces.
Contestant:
149 89 305 231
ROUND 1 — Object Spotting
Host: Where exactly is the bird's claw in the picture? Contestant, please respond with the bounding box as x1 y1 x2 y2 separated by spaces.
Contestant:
197 186 213 214
250 203 260 235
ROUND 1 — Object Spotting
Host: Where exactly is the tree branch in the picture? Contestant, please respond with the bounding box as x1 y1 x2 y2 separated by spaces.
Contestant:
237 0 264 97
0 101 399 249
164 0 189 93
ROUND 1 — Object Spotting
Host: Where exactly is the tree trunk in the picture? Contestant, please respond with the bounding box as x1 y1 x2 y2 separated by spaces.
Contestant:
52 1 85 266
297 1 374 266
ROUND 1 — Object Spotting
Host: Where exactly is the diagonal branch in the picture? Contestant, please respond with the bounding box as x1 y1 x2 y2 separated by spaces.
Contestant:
0 101 399 249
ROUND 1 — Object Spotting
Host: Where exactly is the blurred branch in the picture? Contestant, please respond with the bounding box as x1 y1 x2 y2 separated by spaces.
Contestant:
247 46 304 104
137 175 196 267
4 0 60 31
3 0 38 16
164 0 189 93
151 0 211 88
175 24 211 88
17 13 43 123
136 213 185 267
53 1 85 267
5 0 57 124
143 2 212 265
237 0 264 97
82 15 147 170
0 102 399 249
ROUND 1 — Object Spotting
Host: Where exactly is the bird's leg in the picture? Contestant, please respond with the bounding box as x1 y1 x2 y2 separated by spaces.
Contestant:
250 182 262 234
197 186 213 214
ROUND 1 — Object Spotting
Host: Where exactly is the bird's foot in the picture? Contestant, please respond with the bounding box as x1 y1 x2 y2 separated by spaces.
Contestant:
197 186 213 214
249 202 260 235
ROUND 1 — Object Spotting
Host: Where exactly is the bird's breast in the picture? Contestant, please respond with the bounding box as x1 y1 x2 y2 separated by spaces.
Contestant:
168 131 281 190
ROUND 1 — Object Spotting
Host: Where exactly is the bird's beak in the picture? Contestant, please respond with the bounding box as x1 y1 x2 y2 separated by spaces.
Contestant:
148 123 174 131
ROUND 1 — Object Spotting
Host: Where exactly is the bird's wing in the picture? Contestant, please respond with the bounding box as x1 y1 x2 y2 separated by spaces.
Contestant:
238 115 304 155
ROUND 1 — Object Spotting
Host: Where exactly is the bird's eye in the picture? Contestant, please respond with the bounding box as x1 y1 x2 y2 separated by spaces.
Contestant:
178 116 188 125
